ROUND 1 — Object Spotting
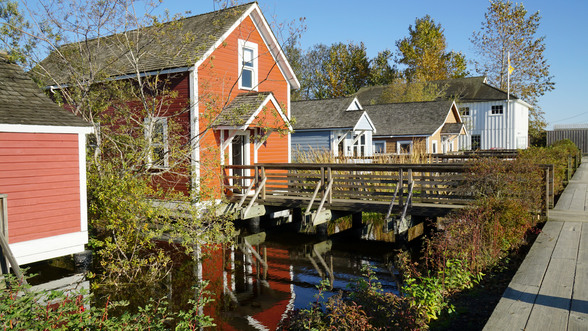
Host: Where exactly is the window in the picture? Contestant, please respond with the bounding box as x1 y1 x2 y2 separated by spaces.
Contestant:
355 134 366 156
491 105 503 115
397 141 412 155
238 39 258 90
432 140 438 154
145 117 168 168
471 134 481 150
373 141 386 154
460 107 470 116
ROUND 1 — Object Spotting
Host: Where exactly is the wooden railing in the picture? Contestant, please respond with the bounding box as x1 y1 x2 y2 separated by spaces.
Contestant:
223 162 555 216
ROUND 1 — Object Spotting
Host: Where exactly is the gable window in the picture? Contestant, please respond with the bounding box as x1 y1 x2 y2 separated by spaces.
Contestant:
460 107 470 116
238 39 258 90
145 117 168 168
491 105 503 115
397 141 412 155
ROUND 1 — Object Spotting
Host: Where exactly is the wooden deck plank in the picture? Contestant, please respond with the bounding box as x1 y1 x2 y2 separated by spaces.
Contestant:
555 189 574 210
525 257 576 330
483 283 539 331
551 221 581 260
509 223 559 287
569 261 588 331
568 184 587 211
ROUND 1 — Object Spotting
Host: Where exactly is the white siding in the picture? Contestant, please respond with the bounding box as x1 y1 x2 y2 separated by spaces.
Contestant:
458 100 529 150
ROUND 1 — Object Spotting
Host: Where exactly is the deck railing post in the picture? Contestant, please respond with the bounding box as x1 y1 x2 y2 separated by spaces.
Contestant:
567 155 572 182
399 169 404 208
545 167 550 216
321 167 325 201
327 167 332 203
261 166 266 200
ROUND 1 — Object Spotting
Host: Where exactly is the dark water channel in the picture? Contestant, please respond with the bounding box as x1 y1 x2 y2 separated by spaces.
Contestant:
26 218 403 330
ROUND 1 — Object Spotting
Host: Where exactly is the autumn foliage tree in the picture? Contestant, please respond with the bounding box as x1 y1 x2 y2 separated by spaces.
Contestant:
471 0 554 144
396 15 468 82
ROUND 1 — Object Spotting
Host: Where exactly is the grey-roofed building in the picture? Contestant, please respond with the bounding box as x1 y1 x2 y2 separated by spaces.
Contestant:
364 100 466 155
355 76 530 150
0 53 93 265
291 96 376 159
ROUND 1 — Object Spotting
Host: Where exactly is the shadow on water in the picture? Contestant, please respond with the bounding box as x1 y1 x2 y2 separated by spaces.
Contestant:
22 215 407 330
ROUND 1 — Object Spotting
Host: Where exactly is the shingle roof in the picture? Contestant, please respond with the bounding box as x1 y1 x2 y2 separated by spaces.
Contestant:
291 97 365 130
355 76 520 105
214 91 273 127
0 54 91 127
364 100 455 136
35 3 254 84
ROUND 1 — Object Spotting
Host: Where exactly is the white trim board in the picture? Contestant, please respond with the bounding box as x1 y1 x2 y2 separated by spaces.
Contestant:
0 124 93 134
10 231 88 265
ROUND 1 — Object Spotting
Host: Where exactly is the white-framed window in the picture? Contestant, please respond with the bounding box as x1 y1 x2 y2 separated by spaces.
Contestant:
397 141 412 155
491 105 503 115
373 141 386 154
432 140 438 154
460 107 470 116
238 39 258 90
145 117 168 168
354 133 366 157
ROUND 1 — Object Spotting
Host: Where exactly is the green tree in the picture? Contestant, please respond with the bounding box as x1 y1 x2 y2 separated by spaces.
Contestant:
471 0 554 144
396 15 468 81
368 49 398 86
314 42 370 99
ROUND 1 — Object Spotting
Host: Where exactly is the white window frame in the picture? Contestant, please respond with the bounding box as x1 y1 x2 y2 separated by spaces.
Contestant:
432 140 438 154
238 39 258 91
373 141 386 154
396 140 413 155
460 107 470 116
491 105 504 115
145 117 169 168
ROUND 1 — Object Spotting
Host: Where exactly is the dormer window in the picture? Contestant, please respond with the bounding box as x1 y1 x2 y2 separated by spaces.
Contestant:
239 39 258 90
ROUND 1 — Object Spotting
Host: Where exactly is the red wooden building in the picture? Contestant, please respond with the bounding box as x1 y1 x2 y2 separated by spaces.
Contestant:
0 53 92 265
40 2 299 200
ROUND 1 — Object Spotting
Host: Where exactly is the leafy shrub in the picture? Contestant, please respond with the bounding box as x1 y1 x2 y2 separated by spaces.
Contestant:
0 273 215 330
519 139 580 195
278 268 427 330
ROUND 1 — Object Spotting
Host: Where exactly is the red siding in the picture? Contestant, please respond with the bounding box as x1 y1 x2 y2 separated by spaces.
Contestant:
198 15 290 198
0 132 81 243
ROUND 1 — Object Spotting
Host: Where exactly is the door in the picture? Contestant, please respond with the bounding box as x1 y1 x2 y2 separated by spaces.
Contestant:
230 134 247 192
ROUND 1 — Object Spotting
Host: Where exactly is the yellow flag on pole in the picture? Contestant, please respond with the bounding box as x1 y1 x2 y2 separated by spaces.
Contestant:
508 64 514 75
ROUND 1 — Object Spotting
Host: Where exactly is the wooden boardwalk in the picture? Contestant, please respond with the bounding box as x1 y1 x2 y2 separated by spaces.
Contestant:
484 157 588 330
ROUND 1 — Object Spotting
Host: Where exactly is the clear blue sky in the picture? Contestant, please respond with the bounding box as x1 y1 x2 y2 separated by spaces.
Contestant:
162 0 588 129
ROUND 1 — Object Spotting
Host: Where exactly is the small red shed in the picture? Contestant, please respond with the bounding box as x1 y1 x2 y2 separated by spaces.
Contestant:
0 53 93 265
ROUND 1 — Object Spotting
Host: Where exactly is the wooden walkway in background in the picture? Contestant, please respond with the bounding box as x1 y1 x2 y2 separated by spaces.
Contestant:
484 157 588 330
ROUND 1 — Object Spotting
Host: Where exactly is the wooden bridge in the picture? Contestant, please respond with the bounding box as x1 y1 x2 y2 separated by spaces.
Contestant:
222 162 555 239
